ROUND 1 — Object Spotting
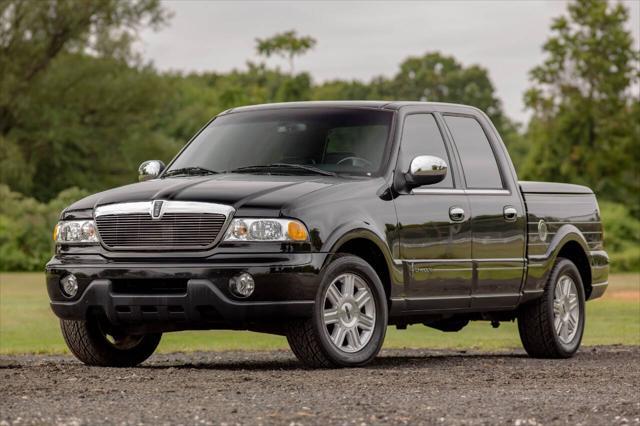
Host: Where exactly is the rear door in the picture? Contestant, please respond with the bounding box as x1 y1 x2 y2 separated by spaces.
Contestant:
394 112 473 310
443 114 526 308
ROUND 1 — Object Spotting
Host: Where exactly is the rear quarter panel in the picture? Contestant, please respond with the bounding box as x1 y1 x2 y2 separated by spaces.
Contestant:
522 189 609 300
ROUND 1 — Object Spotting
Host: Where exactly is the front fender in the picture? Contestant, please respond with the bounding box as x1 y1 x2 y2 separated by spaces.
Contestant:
322 224 403 299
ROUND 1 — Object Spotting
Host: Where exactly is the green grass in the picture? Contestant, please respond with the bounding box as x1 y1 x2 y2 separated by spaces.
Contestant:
0 273 638 354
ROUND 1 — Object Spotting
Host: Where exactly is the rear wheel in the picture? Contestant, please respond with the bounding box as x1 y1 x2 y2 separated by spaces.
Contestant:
518 257 586 358
60 316 161 367
287 255 388 368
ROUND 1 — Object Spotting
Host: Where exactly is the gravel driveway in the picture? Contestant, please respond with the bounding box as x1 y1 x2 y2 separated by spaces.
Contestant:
1 345 638 425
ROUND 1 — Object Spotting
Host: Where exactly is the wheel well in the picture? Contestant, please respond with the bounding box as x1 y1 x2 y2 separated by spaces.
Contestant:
335 238 391 301
557 241 592 297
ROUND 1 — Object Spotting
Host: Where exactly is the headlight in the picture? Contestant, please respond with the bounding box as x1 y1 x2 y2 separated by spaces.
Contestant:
55 220 99 244
223 218 309 242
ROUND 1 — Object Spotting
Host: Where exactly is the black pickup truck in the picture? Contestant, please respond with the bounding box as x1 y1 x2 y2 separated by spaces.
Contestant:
46 101 609 368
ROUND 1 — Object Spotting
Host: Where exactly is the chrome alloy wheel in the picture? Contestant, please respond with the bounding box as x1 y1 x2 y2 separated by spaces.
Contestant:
322 273 376 353
553 275 580 344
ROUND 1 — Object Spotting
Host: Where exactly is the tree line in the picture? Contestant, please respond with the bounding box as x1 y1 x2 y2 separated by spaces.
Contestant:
0 0 638 271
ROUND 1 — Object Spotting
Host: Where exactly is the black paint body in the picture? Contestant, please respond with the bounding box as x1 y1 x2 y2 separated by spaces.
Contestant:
45 101 609 333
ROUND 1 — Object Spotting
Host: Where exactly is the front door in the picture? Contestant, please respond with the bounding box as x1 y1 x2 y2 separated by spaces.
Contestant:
394 113 473 311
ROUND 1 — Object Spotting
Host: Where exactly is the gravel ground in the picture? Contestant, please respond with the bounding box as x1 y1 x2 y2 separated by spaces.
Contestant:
1 345 639 425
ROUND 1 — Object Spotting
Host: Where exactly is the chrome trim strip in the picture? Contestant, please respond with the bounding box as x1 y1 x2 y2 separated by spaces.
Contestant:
94 201 149 216
412 188 465 195
403 258 524 264
476 266 524 270
465 189 511 195
527 221 601 225
591 281 608 287
95 200 236 217
411 188 511 196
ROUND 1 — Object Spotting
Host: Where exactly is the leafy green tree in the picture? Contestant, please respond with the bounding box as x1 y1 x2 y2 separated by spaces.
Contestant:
0 0 169 135
256 30 316 74
0 0 171 199
522 0 639 210
312 52 526 167
390 52 525 162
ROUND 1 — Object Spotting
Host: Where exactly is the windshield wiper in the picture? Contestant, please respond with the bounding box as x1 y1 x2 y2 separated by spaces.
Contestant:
231 163 336 176
163 166 220 178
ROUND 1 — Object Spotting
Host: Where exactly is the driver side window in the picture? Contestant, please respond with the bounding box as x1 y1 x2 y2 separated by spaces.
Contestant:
399 114 453 188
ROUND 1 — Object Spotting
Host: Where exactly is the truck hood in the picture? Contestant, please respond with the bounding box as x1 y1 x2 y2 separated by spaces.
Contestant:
65 174 337 214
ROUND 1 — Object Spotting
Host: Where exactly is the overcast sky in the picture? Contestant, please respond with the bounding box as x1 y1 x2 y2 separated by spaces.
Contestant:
139 0 640 123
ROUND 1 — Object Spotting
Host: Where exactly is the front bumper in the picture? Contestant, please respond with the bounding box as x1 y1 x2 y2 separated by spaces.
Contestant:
45 253 328 333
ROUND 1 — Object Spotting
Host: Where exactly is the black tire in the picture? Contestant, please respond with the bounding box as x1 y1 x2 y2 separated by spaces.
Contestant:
60 316 161 367
287 254 388 368
517 257 586 358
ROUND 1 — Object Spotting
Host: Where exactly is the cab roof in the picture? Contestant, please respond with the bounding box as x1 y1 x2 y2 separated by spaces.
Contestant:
221 100 483 115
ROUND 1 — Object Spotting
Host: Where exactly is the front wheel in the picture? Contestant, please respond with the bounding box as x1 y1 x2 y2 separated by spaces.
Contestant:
287 254 388 368
60 316 161 367
517 257 586 358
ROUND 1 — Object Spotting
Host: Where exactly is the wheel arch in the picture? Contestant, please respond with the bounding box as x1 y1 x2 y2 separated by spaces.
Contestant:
546 225 593 298
326 228 397 302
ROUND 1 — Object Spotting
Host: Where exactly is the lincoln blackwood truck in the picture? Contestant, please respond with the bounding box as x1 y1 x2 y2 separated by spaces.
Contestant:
46 101 609 368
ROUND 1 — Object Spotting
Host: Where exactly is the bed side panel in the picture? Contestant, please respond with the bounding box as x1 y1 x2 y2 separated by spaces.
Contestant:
522 192 608 300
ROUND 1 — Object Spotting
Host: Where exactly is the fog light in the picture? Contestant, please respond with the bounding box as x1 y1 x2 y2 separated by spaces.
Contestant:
60 274 78 297
229 273 255 298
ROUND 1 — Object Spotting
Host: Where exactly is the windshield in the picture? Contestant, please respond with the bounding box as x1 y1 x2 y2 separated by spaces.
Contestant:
165 108 394 177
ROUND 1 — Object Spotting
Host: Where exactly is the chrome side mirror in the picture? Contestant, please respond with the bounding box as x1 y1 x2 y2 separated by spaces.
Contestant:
406 155 448 188
138 160 165 182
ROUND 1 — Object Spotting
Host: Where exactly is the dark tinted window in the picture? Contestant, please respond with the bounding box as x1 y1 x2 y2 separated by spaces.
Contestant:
167 108 393 176
399 114 453 188
444 116 503 189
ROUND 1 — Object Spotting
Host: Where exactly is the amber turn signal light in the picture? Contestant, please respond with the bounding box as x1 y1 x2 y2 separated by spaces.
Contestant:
288 221 309 241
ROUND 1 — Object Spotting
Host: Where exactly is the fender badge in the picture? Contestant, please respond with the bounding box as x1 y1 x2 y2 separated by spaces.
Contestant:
152 200 164 219
538 220 548 242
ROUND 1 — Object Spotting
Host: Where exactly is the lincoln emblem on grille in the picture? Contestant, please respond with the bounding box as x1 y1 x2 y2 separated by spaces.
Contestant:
152 200 164 219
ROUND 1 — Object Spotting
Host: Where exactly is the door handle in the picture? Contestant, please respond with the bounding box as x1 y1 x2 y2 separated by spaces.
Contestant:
503 206 517 222
449 206 465 222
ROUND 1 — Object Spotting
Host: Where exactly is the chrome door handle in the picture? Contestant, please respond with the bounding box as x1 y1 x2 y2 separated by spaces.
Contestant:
449 206 465 222
503 206 517 221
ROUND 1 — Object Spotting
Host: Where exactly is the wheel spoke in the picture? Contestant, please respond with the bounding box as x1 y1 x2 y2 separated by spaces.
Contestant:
568 311 578 329
555 282 563 299
323 308 339 325
553 300 562 316
560 321 570 341
359 314 375 331
568 296 579 312
341 274 355 297
347 328 362 349
355 288 372 309
326 283 342 306
554 317 563 335
331 324 347 347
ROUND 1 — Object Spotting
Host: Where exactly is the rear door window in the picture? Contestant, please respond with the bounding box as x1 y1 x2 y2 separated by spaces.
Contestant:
444 115 503 189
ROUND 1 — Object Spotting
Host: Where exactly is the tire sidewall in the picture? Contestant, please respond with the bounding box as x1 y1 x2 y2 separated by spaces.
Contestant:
312 255 388 367
546 258 586 356
84 316 161 366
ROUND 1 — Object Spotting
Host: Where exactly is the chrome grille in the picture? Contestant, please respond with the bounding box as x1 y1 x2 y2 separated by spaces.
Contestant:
96 212 227 249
